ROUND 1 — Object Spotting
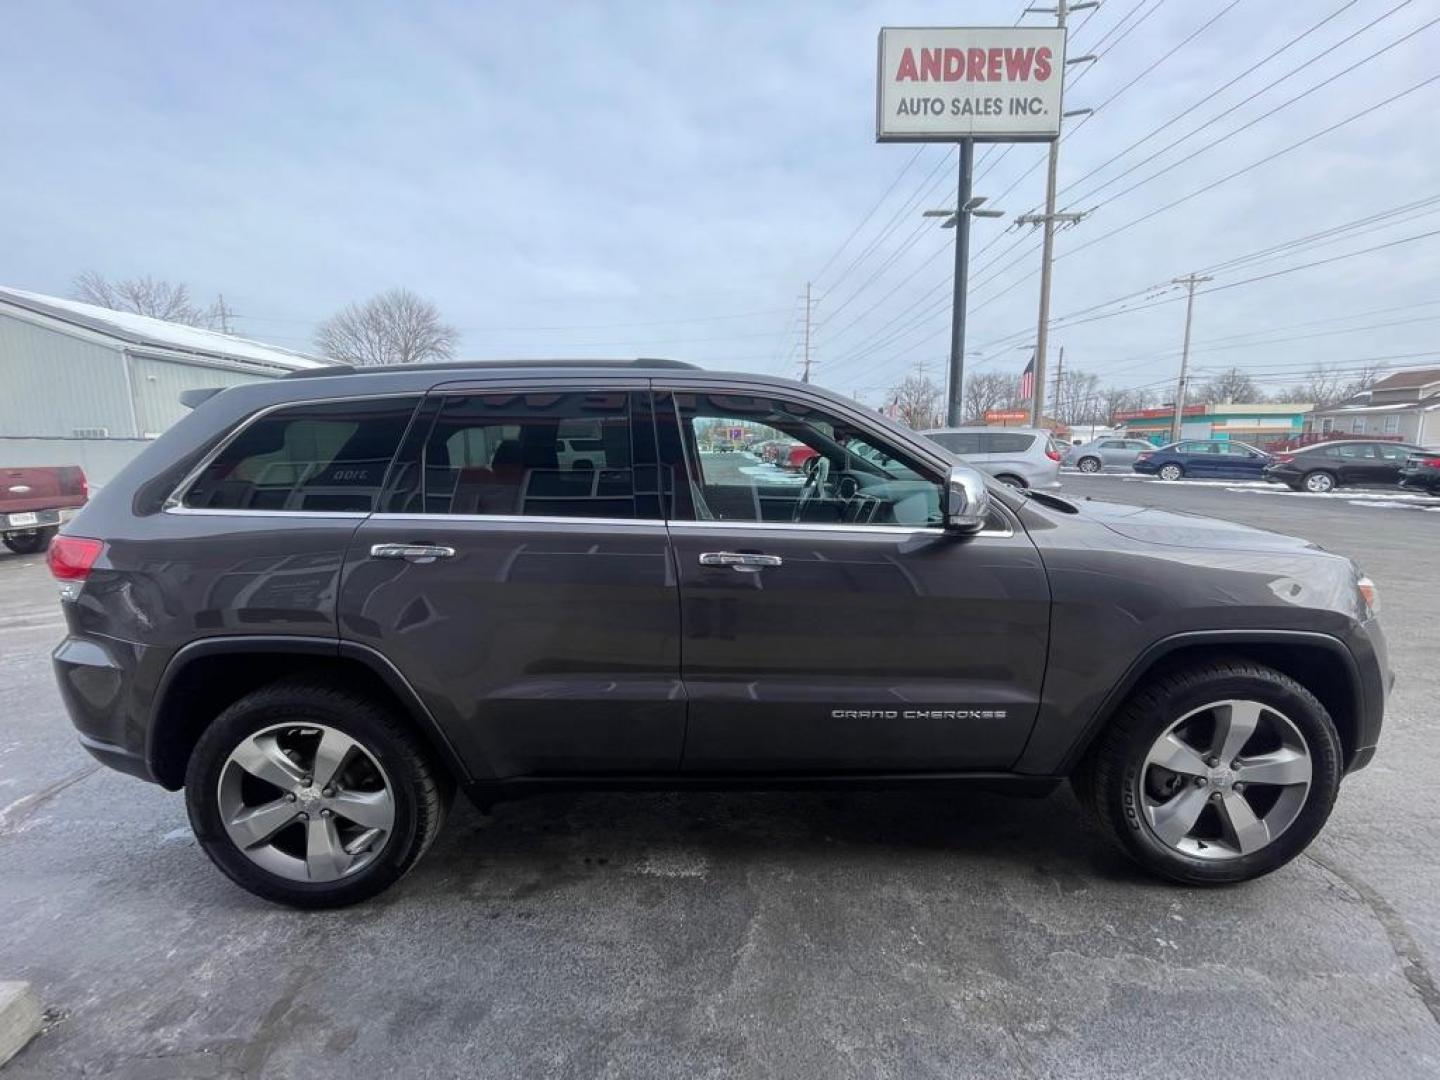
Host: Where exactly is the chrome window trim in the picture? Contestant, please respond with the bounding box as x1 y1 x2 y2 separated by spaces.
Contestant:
369 512 665 528
163 507 369 519
163 391 424 513
666 517 1015 539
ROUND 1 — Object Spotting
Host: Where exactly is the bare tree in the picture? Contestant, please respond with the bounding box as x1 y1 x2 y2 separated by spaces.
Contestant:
887 370 945 429
72 271 231 329
1279 363 1384 407
1097 384 1156 424
315 288 459 366
1196 366 1261 405
1054 369 1102 425
962 371 1022 421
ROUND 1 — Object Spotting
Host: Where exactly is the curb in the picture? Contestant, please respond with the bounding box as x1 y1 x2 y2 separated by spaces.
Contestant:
0 982 41 1068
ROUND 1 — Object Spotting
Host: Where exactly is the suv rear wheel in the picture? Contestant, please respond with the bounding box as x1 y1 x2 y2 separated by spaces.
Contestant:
185 679 451 908
1076 456 1102 473
1076 659 1341 884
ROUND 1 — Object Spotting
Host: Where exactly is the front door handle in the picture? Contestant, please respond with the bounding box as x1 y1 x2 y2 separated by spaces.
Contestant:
698 551 783 572
370 543 456 564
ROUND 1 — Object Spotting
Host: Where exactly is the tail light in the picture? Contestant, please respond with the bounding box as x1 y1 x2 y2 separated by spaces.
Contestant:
48 536 104 598
1045 447 1062 462
1136 452 1153 461
1272 453 1295 464
1418 456 1440 468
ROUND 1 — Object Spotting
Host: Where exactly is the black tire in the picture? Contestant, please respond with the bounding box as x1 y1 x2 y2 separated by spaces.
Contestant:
996 474 1027 488
1157 464 1184 481
185 678 452 908
1075 658 1342 885
1301 470 1337 494
1077 457 1102 474
3 525 57 555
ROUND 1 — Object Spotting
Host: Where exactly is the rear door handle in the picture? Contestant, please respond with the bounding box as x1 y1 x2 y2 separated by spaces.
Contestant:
698 551 783 572
370 543 456 563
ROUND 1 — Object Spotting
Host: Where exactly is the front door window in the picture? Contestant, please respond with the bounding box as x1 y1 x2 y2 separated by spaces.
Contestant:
666 392 944 528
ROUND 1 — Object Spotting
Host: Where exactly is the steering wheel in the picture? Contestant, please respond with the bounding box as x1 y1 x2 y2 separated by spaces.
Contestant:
792 456 830 522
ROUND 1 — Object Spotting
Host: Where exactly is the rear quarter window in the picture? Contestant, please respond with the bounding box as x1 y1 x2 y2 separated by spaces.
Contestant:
982 433 1036 454
927 432 983 455
180 397 419 512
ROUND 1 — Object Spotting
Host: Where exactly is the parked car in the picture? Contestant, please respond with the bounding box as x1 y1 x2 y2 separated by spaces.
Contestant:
1066 437 1157 474
920 427 1063 489
51 360 1388 906
1398 449 1440 494
782 443 819 471
2 465 87 554
1262 440 1430 493
1133 440 1271 481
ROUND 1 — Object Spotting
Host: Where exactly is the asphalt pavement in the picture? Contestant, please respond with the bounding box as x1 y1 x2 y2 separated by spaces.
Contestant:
1 474 1438 1078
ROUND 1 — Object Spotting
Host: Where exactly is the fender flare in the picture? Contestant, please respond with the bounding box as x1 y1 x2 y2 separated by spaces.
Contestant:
146 635 472 786
1038 629 1365 776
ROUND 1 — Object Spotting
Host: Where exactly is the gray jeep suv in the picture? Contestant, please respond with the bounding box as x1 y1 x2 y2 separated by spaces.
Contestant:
49 360 1389 907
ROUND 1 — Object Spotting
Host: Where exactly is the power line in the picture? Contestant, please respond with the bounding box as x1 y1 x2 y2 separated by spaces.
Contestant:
1056 71 1440 263
1069 6 1438 213
811 146 926 284
1059 0 1362 199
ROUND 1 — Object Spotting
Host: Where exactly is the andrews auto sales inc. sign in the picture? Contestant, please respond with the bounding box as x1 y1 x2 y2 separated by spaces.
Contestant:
877 27 1066 142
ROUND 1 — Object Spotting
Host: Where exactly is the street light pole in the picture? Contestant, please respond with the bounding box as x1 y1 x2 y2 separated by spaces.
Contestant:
946 139 974 426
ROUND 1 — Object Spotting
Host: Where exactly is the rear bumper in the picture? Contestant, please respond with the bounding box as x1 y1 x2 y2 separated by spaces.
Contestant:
1 506 78 531
52 634 160 784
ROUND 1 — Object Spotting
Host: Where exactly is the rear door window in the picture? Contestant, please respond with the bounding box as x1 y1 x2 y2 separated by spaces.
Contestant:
383 390 658 520
1334 443 1376 459
181 397 420 512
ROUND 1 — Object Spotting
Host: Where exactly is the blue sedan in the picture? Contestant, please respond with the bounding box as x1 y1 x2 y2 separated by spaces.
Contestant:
1132 439 1272 481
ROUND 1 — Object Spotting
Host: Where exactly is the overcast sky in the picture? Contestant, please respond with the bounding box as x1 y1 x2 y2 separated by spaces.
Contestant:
3 1 1437 404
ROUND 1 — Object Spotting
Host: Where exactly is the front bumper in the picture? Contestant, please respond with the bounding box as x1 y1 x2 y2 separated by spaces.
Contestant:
1399 467 1440 492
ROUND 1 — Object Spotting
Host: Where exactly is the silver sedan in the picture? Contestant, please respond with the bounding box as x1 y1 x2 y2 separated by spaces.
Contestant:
1065 437 1157 474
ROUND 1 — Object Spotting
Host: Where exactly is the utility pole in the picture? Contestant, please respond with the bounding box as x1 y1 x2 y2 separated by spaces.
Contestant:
1169 274 1212 442
212 293 235 335
800 282 817 383
1019 0 1096 427
1052 345 1065 423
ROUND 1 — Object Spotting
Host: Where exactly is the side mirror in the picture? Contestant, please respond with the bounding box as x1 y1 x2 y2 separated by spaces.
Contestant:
945 463 992 534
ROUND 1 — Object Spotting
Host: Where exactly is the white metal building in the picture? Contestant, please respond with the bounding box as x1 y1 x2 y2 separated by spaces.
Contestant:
0 286 331 484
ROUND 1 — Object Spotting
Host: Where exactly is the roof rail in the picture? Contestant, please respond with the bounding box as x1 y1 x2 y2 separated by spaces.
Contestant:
283 357 700 379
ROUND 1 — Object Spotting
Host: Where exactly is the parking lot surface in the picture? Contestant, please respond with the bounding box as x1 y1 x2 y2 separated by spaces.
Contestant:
2 476 1438 1078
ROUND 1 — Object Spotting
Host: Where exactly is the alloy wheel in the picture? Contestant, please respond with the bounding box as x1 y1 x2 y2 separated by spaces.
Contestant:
1304 472 1335 493
217 723 396 883
1138 699 1312 860
1159 464 1182 481
1078 458 1101 473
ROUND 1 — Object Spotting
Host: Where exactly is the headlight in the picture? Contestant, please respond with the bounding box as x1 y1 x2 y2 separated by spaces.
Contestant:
1357 576 1380 619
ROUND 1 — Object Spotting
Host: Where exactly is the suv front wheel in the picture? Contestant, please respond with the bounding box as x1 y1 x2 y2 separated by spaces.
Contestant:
1076 659 1341 884
185 678 451 908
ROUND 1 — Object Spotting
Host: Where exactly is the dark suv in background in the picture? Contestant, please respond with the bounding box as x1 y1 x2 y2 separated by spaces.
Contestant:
49 361 1388 907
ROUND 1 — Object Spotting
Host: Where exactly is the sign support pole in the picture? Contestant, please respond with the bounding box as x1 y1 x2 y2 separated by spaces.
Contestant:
946 137 974 427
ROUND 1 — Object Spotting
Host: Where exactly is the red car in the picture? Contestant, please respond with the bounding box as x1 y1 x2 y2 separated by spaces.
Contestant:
782 444 819 472
1 465 88 554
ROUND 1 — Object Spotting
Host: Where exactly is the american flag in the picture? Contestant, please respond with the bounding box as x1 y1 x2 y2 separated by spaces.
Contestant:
1018 353 1036 401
